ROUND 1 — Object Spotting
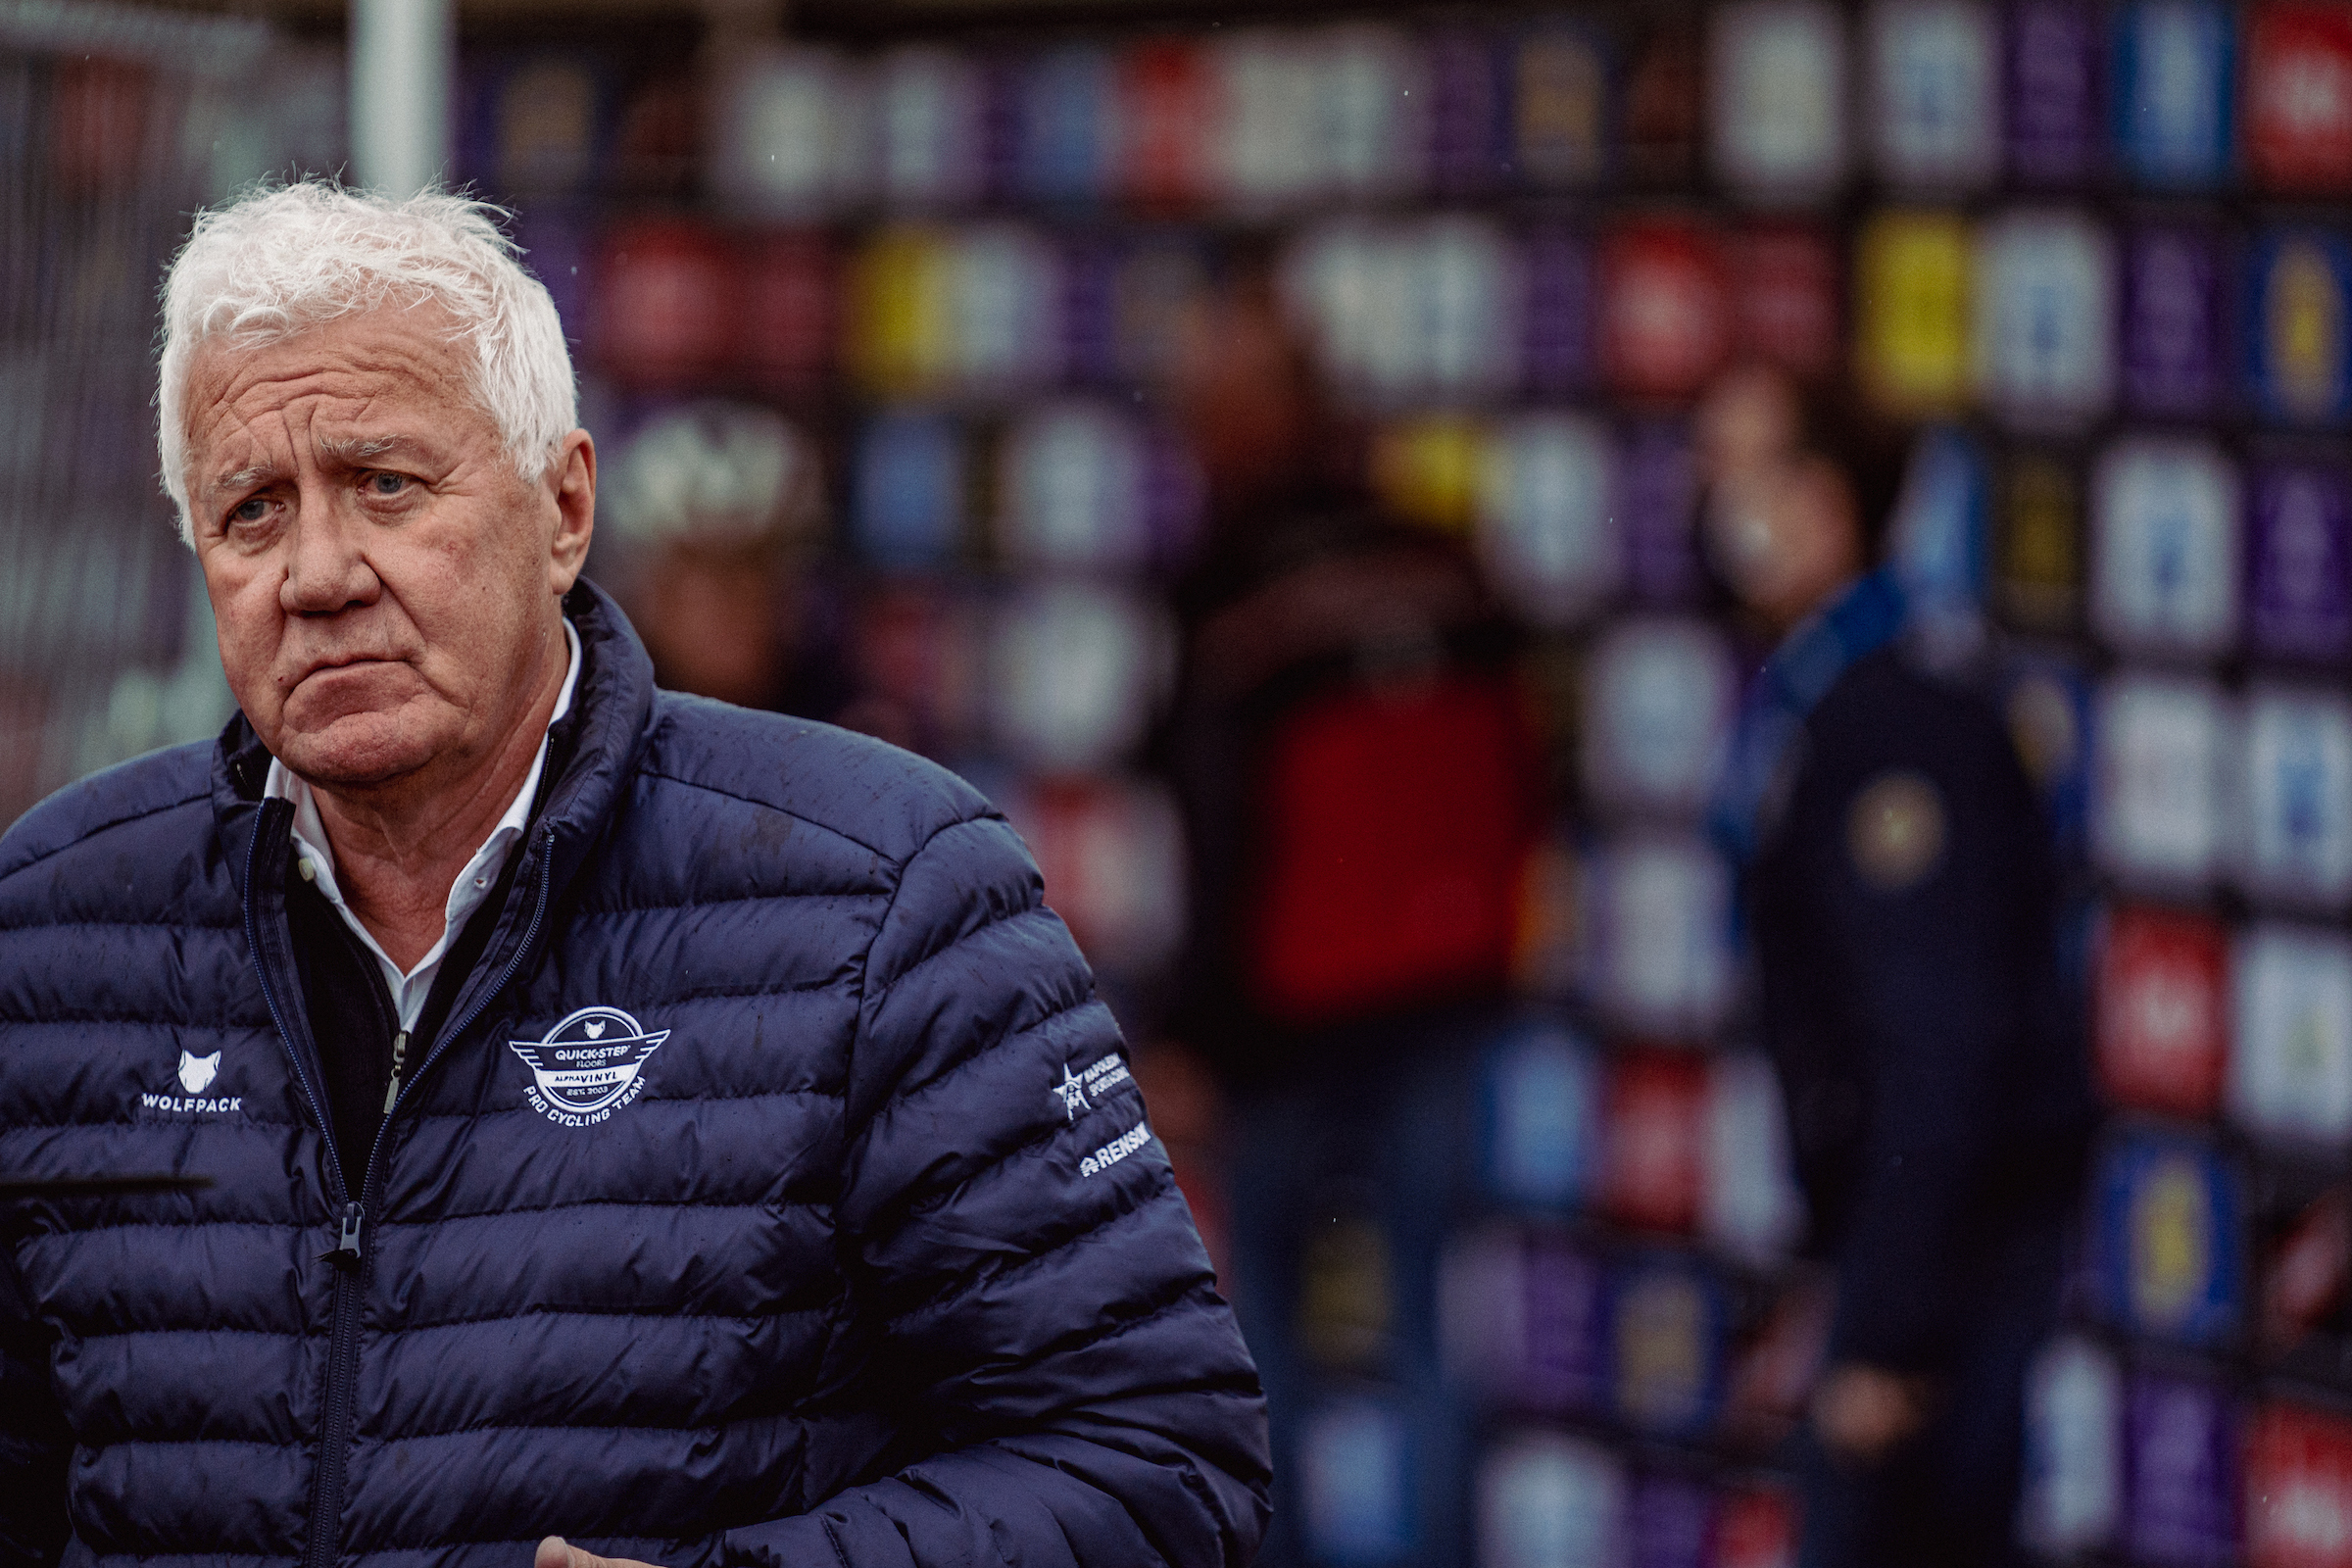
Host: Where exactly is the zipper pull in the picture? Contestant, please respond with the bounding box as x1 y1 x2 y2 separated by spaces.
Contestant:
381 1029 410 1114
325 1201 364 1269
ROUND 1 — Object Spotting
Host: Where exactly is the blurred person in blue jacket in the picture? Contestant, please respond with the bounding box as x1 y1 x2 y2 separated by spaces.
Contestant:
0 181 1267 1568
1698 365 2095 1568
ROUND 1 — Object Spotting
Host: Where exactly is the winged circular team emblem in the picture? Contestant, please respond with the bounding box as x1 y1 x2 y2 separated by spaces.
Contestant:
510 1005 669 1125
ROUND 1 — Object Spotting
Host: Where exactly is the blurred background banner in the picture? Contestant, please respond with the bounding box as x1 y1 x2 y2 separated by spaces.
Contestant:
13 0 2352 1562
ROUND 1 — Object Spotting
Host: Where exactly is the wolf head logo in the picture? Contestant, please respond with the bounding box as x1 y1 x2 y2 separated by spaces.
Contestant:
176 1051 220 1096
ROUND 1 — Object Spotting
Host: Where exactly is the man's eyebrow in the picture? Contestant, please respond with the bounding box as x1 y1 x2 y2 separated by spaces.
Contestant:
317 434 424 465
208 460 278 495
205 435 424 495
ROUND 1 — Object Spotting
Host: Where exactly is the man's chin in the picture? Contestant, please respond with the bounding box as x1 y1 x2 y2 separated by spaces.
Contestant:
272 716 436 793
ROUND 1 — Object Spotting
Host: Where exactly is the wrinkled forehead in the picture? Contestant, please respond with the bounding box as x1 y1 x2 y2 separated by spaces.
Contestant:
180 303 485 465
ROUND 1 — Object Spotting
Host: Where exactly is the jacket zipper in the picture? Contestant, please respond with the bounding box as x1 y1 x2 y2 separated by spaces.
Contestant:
247 816 559 1568
381 1031 410 1114
243 812 363 1568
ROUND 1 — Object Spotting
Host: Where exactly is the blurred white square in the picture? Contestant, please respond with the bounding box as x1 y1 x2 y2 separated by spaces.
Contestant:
1301 1398 1413 1564
1475 413 1622 629
1283 220 1522 402
1310 24 1429 202
2238 687 2352 908
2021 1335 2123 1556
1582 619 1738 817
1711 0 1850 199
988 583 1171 773
949 225 1063 395
1212 31 1324 209
1477 1432 1626 1568
997 402 1151 571
1975 211 2115 429
2091 437 2241 659
1703 1052 1806 1263
2232 924 2352 1146
872 46 986 210
2094 673 2227 889
1281 220 1411 401
1583 833 1737 1036
1869 0 2001 188
710 46 870 217
1485 1026 1603 1208
1415 217 1524 400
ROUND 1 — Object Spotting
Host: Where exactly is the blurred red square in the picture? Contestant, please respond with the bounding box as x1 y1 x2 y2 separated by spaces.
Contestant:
1004 776 1185 977
1715 1487 1798 1568
1249 674 1543 1023
738 231 832 392
51 58 148 194
1598 219 1731 402
1119 39 1213 210
594 219 736 388
2097 906 2230 1118
1733 224 1839 378
2249 3 2352 193
2247 1401 2352 1568
1600 1049 1707 1234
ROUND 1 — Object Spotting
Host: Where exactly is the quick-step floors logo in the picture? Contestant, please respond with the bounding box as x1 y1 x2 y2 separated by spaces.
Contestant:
511 1005 669 1127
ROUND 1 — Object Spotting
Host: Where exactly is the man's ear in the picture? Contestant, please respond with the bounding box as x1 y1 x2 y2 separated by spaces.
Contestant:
548 429 596 595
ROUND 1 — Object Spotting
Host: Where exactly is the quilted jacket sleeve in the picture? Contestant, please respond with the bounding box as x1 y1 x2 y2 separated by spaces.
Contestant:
712 810 1270 1568
0 1242 69 1568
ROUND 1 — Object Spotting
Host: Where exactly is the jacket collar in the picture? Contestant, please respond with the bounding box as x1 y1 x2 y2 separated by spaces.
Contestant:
1708 567 1910 865
212 577 661 911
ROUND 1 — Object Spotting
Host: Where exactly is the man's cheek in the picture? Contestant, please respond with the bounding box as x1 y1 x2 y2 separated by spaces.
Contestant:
210 587 285 714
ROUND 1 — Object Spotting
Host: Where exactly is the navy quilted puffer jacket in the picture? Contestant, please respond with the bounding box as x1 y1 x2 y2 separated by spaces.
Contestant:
0 583 1269 1568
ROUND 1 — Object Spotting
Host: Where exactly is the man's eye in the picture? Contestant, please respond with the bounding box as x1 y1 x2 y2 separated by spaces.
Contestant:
367 472 410 496
231 498 270 523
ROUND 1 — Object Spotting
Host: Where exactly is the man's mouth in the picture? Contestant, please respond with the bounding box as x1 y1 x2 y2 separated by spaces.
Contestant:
289 656 399 689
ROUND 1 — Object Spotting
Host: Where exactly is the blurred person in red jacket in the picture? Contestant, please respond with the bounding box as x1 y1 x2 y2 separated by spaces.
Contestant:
1698 365 2094 1568
1163 270 1543 1061
1156 270 1544 1568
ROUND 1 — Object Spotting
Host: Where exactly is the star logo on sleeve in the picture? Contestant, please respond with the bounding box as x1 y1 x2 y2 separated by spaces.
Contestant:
1053 1063 1092 1122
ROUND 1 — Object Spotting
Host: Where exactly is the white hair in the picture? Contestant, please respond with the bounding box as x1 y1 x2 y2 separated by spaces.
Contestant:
157 180 577 544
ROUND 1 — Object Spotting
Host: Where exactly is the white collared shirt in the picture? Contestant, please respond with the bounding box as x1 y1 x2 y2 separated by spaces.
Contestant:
265 619 582 1033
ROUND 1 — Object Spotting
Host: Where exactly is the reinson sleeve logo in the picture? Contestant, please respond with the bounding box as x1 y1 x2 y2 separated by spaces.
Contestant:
1049 1052 1150 1178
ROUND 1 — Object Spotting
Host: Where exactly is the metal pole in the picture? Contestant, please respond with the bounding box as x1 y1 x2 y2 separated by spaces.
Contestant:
350 0 452 195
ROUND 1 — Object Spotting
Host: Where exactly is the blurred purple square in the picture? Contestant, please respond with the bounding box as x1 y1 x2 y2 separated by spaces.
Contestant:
981 54 1026 203
2008 0 2104 183
1629 1473 1715 1568
2125 1370 2238 1567
2247 456 2352 662
1620 422 1701 606
1520 1234 1606 1414
1143 427 1205 572
1057 239 1120 385
1428 29 1511 195
1523 226 1594 397
2124 226 2226 416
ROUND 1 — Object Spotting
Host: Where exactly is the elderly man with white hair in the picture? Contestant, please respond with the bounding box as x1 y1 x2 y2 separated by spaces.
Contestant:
0 181 1268 1568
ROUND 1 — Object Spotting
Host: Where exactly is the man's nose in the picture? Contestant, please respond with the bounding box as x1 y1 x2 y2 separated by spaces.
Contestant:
279 495 380 614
